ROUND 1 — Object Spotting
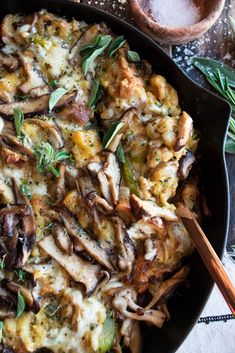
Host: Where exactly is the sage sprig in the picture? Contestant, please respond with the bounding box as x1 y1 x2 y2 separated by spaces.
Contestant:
34 142 70 177
108 36 126 57
49 88 68 112
80 35 112 75
88 79 101 108
102 121 125 149
192 57 235 154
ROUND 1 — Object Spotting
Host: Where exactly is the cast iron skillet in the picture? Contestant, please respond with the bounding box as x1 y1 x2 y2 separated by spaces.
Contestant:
0 1 231 352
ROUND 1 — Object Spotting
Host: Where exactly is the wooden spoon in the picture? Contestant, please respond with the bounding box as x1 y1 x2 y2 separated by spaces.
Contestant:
176 205 235 316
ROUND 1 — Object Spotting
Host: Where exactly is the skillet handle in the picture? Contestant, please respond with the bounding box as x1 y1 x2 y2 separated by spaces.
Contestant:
176 205 235 317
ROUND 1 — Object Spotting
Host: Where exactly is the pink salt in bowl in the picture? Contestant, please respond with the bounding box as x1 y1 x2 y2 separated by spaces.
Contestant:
128 0 226 44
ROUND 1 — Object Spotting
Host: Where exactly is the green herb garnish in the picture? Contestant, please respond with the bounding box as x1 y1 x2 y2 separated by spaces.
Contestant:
15 269 27 284
127 50 140 62
34 142 70 177
88 79 101 108
108 36 126 57
20 181 32 199
98 316 117 353
0 321 3 342
44 301 60 320
122 157 140 196
80 35 112 75
102 121 125 149
13 108 24 139
17 292 26 318
44 221 54 231
192 57 235 153
14 95 30 101
49 87 68 112
116 143 125 164
49 80 59 88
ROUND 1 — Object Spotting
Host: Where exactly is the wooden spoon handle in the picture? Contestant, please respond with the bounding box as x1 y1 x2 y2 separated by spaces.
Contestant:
176 205 235 316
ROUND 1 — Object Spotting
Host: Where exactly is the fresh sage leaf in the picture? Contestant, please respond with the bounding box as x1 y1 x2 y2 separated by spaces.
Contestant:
127 50 140 62
17 292 26 318
0 321 3 342
102 121 125 149
14 94 30 101
13 108 24 138
192 57 235 88
49 87 68 112
122 157 140 196
108 36 126 57
20 182 32 199
79 35 101 56
49 80 59 88
98 316 116 353
88 79 101 108
116 143 125 164
82 35 112 75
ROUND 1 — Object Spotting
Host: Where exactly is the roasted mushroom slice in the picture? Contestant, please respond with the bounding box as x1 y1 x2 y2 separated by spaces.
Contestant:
1 278 40 314
0 91 76 116
0 287 17 320
12 179 36 267
50 164 66 203
174 111 193 152
0 134 34 160
51 222 73 256
77 168 96 197
39 235 100 295
130 194 178 221
146 266 189 309
112 287 166 328
112 217 135 274
0 51 19 71
86 191 113 214
18 52 48 96
53 207 114 271
120 319 142 353
103 152 121 205
178 150 195 180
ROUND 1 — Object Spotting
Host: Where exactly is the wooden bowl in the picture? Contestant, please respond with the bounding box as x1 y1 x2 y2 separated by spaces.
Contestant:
128 0 226 44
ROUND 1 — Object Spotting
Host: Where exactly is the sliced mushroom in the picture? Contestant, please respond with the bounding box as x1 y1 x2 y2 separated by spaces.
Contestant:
1 279 40 314
0 134 34 159
146 266 189 309
26 119 64 149
174 112 193 152
103 152 121 205
39 235 100 295
120 319 142 353
0 148 27 165
112 287 166 328
52 207 114 271
144 238 157 261
130 194 178 222
51 222 73 256
86 191 113 214
17 51 48 96
50 164 66 203
12 179 36 267
0 91 76 116
0 287 17 320
77 168 96 197
0 344 16 353
112 217 135 274
97 169 112 204
178 150 195 180
87 162 102 177
0 51 19 71
0 204 30 218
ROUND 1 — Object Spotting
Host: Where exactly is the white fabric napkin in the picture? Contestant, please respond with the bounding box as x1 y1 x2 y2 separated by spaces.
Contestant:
177 253 235 353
